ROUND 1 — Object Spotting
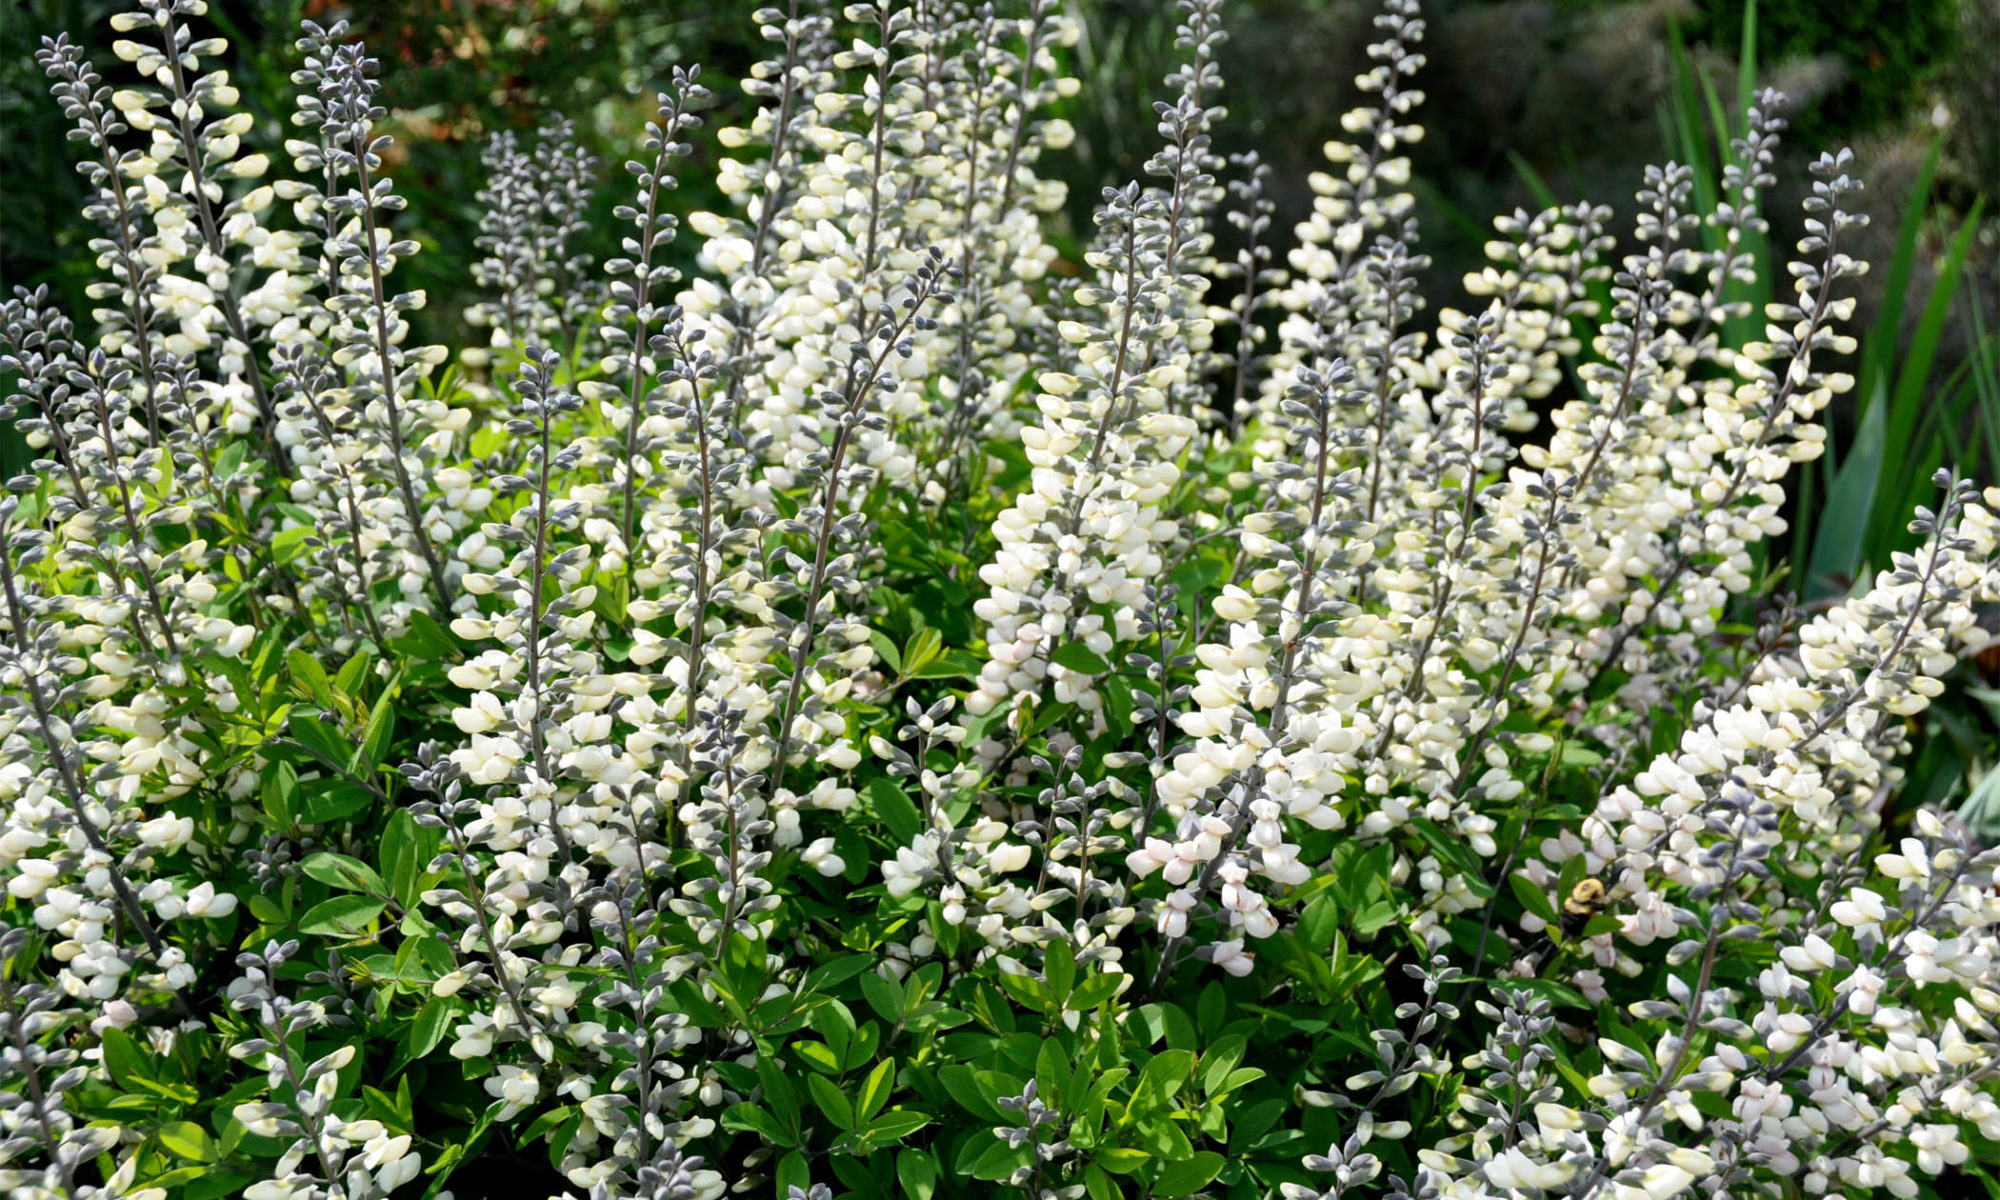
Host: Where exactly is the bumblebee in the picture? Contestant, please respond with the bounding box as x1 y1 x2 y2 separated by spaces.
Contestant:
1559 877 1610 939
1514 878 1612 976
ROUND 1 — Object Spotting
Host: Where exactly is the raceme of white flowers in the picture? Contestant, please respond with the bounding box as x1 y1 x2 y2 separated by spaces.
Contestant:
3 1 1999 1199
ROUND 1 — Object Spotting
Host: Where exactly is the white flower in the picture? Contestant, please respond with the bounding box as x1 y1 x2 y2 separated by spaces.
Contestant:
1831 887 1887 929
801 837 845 877
1209 939 1254 977
1485 1148 1575 1190
1909 1124 1967 1174
1779 934 1838 972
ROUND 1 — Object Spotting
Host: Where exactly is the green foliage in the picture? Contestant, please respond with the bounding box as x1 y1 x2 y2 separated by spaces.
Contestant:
1694 0 1960 134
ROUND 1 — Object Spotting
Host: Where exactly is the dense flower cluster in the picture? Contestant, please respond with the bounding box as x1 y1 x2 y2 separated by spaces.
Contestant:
2 1 1997 1199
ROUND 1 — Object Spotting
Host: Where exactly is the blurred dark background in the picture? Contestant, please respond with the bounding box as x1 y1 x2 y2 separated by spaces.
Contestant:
5 0 1993 336
3 0 1995 446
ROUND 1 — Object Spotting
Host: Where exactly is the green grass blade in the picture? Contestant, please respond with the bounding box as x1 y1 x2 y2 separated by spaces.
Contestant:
1807 376 1886 599
1507 150 1562 212
1699 70 1734 161
1696 60 1769 351
1960 764 2000 846
1737 0 1759 119
1859 137 1942 404
1866 197 1986 558
1664 17 1721 241
1789 456 1818 584
1970 300 2000 481
1410 177 1488 249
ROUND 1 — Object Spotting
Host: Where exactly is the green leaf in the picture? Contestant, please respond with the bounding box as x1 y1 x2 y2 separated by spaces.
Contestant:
357 681 399 773
721 1103 792 1145
897 1149 940 1200
1405 176 1486 250
381 809 426 908
298 782 374 826
1169 556 1224 604
211 440 248 482
270 525 314 563
394 611 462 664
804 955 877 994
1227 1097 1288 1154
1408 818 1484 880
1096 1148 1150 1175
333 648 375 699
1558 743 1603 767
261 760 298 828
806 1073 853 1130
1140 1049 1195 1103
911 576 973 644
366 1077 416 1131
910 650 982 680
1337 842 1394 908
1298 892 1341 955
186 1173 256 1200
1959 756 2000 844
520 1105 575 1145
1036 1037 1070 1110
1153 1151 1224 1196
1580 914 1621 940
1050 641 1111 675
865 1109 930 1142
1100 673 1135 731
1067 972 1125 1011
757 1054 802 1133
1199 1035 1249 1096
902 627 943 675
144 1167 212 1192
130 1075 199 1104
856 1057 896 1123
298 896 386 937
1352 899 1398 937
867 778 924 846
939 1064 1008 1123
809 998 856 1063
869 628 903 673
288 648 335 711
1084 1164 1120 1200
998 972 1056 1015
408 998 455 1059
964 1136 1032 1182
1027 700 1076 739
776 1151 811 1197
860 969 904 1027
794 1040 841 1075
1044 939 1076 1001
99 1027 148 1091
1507 150 1561 212
157 1120 215 1161
1197 982 1226 1038
301 852 385 895
1509 873 1558 924
286 715 352 777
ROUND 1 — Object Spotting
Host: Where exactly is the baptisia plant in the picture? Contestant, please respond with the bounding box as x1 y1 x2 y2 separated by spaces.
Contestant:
3 1 1999 1199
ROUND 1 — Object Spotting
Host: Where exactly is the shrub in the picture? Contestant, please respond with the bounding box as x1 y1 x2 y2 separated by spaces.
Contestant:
3 1 1999 1199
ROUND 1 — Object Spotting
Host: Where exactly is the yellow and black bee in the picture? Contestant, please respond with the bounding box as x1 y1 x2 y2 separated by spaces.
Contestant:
1559 877 1610 940
1514 878 1612 975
